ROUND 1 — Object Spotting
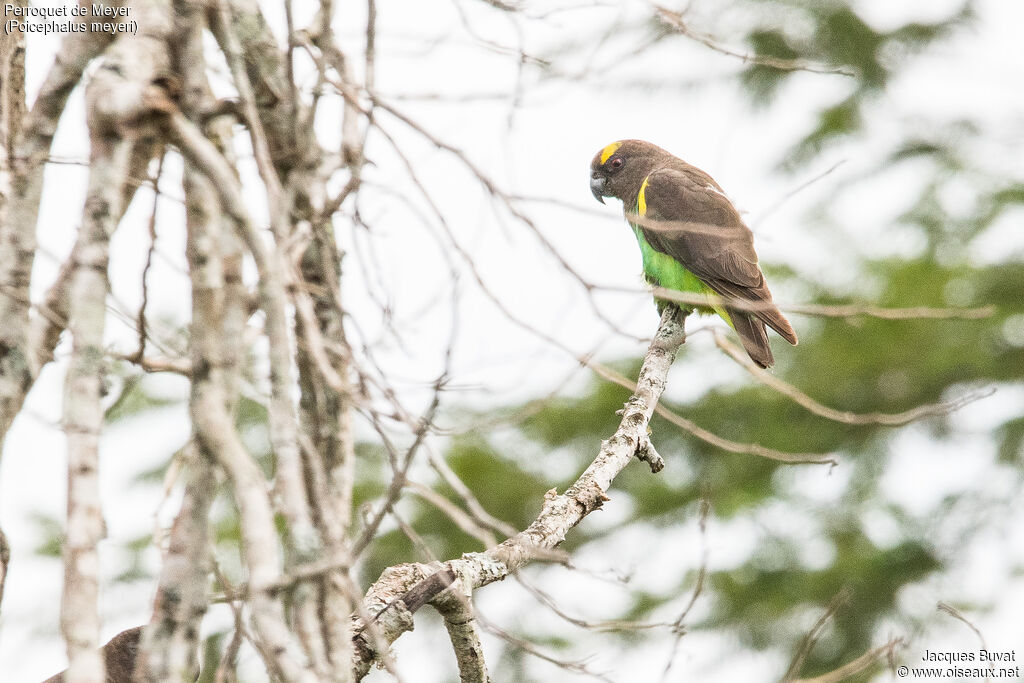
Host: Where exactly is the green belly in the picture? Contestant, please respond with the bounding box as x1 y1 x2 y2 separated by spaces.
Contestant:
631 224 732 326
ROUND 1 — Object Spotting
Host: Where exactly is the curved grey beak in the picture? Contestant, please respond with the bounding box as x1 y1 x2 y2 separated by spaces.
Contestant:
590 175 606 204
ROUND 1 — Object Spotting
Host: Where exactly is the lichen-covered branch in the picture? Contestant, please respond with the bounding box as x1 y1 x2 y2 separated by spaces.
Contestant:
133 12 220 673
295 205 357 680
207 0 297 173
59 3 172 679
0 3 27 622
352 306 690 677
188 340 317 681
132 458 213 682
0 4 115 440
61 130 133 683
435 589 490 683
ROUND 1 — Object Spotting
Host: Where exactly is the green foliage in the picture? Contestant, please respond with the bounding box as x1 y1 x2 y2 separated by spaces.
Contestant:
996 416 1024 465
103 373 179 424
740 29 801 103
114 533 157 583
733 1 975 164
195 632 227 683
30 513 64 558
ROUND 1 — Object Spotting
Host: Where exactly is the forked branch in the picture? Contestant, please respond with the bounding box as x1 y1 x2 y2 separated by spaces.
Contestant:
352 306 690 677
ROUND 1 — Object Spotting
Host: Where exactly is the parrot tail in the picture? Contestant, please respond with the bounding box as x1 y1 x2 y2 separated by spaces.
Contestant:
731 312 774 369
756 305 799 347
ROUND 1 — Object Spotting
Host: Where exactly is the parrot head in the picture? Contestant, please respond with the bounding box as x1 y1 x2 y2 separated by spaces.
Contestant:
589 139 668 204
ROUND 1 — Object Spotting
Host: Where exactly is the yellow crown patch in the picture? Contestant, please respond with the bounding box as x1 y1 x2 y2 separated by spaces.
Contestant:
599 142 622 165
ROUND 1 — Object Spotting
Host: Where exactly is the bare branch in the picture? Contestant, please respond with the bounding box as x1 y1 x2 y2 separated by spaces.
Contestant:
652 5 856 77
426 448 519 539
654 402 836 465
292 213 358 678
113 352 191 376
135 25 222 670
133 455 215 682
61 139 130 683
213 581 247 683
781 302 997 320
790 638 904 683
207 0 299 172
188 343 316 680
408 481 498 548
128 153 165 364
1 6 116 440
714 331 995 426
27 250 74 371
660 498 710 681
753 161 847 227
359 91 640 339
586 359 837 465
937 602 992 670
153 90 322 556
435 591 490 683
213 0 285 235
129 70 318 682
783 588 853 683
639 284 995 321
0 1 28 451
517 575 674 634
351 388 443 556
476 613 611 682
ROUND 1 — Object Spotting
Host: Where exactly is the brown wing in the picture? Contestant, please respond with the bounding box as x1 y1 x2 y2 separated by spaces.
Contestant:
636 167 798 348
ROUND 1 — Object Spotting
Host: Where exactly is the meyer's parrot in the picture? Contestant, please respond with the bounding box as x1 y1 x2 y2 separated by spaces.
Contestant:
590 139 797 368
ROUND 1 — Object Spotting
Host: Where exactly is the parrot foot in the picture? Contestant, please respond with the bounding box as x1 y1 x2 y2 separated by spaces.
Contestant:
636 436 664 473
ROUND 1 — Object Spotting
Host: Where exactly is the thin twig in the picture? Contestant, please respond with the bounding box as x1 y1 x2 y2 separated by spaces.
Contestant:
426 446 519 538
517 575 673 633
790 638 904 683
754 160 847 226
937 602 993 682
783 587 853 682
642 284 996 321
587 360 837 465
653 5 856 77
476 612 613 682
213 0 285 235
407 481 498 548
714 331 995 426
351 382 445 557
660 498 711 682
130 153 165 364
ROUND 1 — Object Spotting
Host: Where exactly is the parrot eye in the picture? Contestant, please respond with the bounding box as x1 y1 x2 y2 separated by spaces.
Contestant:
609 157 624 171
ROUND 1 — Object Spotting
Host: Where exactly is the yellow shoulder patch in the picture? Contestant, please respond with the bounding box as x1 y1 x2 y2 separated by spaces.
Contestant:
637 175 650 215
599 142 622 165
